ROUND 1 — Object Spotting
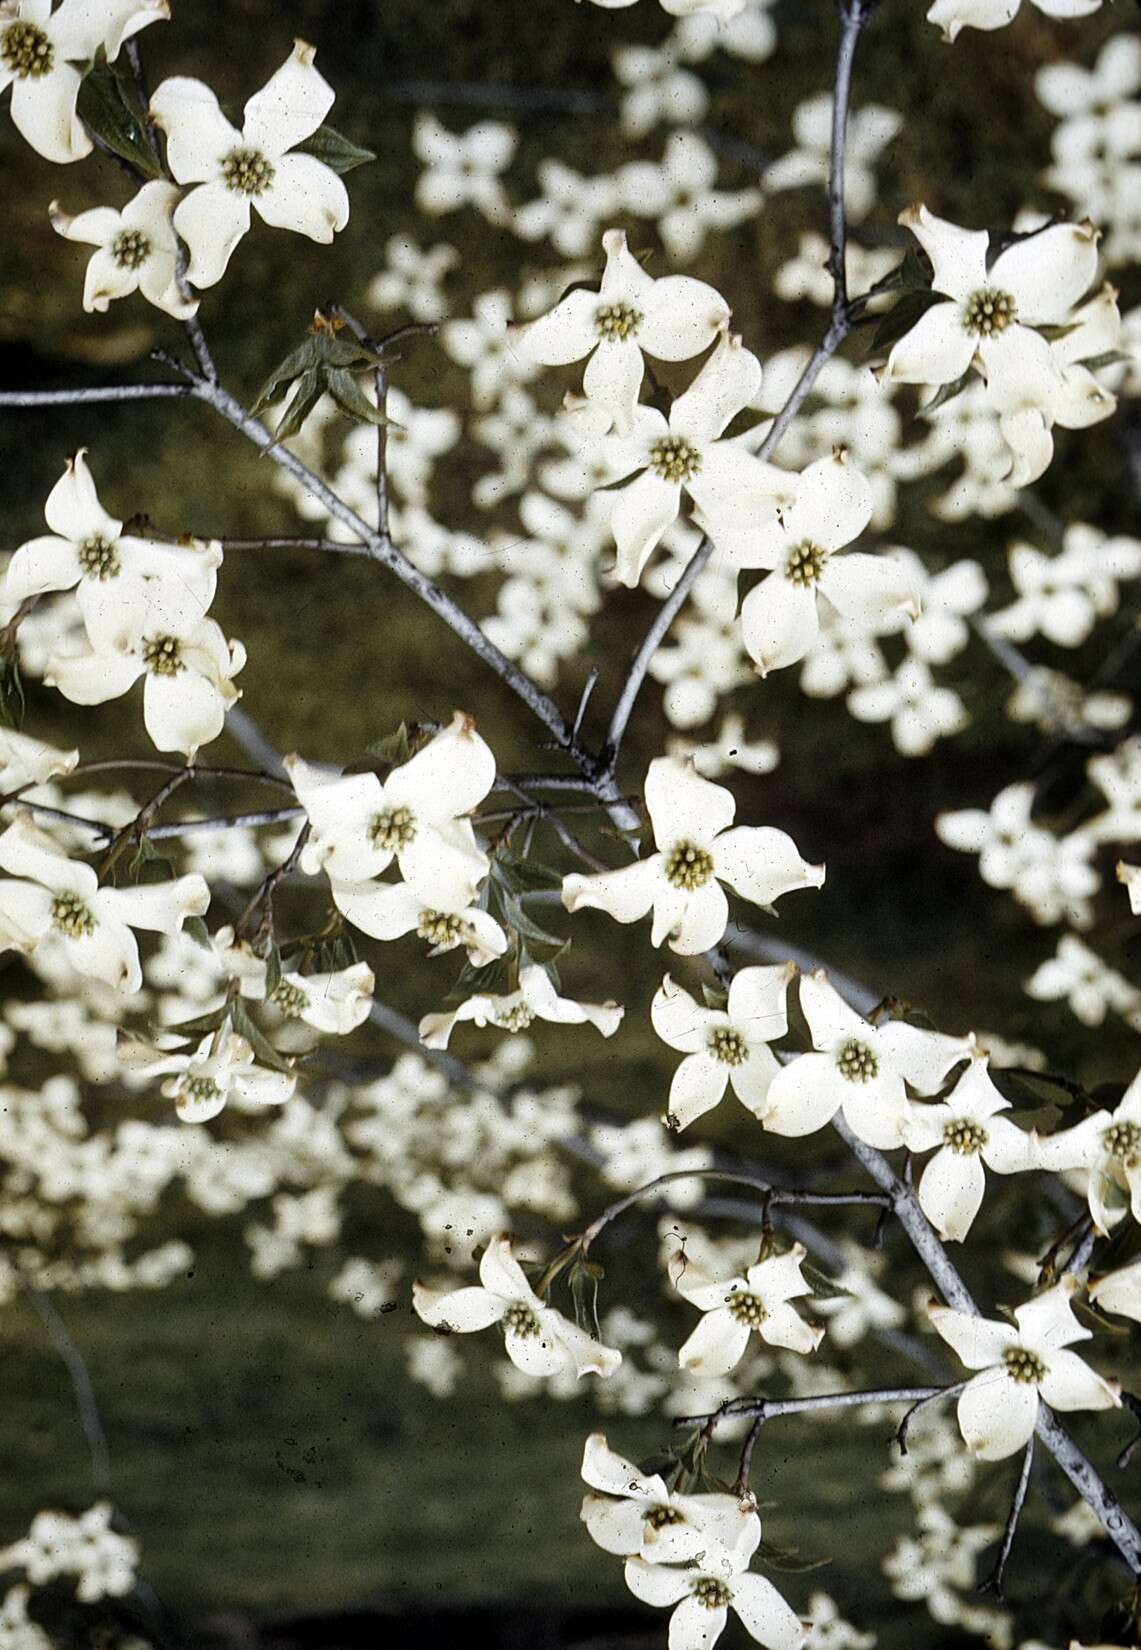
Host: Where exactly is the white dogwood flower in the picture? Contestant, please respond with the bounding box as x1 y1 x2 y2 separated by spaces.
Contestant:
624 1555 805 1650
651 965 794 1130
45 575 244 759
4 449 221 636
930 1278 1119 1460
581 1432 760 1565
903 1055 1035 1240
617 131 761 262
672 1242 824 1372
413 1233 622 1378
847 657 968 756
49 181 197 318
0 816 208 993
121 1028 295 1122
419 963 623 1048
1089 1261 1141 1324
150 40 350 288
412 112 516 224
927 0 1100 44
286 713 494 910
762 971 974 1148
1035 1067 1141 1233
0 0 166 163
213 929 375 1035
512 228 729 435
764 94 901 222
562 756 824 956
327 879 507 965
736 453 920 676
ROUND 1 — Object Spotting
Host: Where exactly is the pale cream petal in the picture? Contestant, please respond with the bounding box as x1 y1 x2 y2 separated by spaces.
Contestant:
253 153 349 241
712 827 824 909
677 1305 752 1376
241 39 335 155
172 183 251 288
899 204 989 301
150 75 241 181
412 1281 505 1332
956 1367 1038 1460
645 754 735 849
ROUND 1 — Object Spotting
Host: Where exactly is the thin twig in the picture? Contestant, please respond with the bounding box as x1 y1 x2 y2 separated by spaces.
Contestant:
980 1438 1035 1600
20 1280 112 1497
0 383 196 407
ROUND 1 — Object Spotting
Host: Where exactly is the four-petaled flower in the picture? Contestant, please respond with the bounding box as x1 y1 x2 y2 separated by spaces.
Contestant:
150 39 349 289
121 1028 296 1122
902 1053 1035 1240
580 1432 761 1566
413 1233 622 1379
418 963 623 1048
624 1553 806 1650
671 1241 824 1373
325 879 508 966
562 756 824 956
1035 1065 1141 1234
930 1278 1120 1460
651 964 795 1130
512 228 730 436
49 182 198 318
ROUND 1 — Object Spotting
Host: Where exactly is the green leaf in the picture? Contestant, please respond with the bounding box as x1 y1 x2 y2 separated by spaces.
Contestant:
252 325 386 440
77 55 163 179
493 856 564 894
251 337 323 415
269 368 327 443
183 915 213 952
499 890 566 951
802 1260 850 1300
326 367 392 426
0 654 25 730
230 1002 294 1075
1079 349 1130 372
445 957 510 1003
568 1258 603 1340
294 123 376 174
265 942 282 997
159 1007 228 1040
921 370 974 415
755 1536 829 1574
366 722 412 768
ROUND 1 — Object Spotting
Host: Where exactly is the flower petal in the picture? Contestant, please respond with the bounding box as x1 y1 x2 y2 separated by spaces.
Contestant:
988 222 1099 327
253 153 349 242
956 1366 1037 1460
677 1306 752 1376
651 974 715 1053
667 1052 729 1129
172 183 251 288
1037 1349 1120 1413
610 470 681 588
899 204 989 302
929 1306 1016 1370
917 1146 986 1241
513 288 601 366
713 827 825 909
241 39 335 155
761 1053 845 1137
563 857 661 927
150 75 242 181
645 755 735 849
740 574 820 676
731 1571 806 1650
583 335 644 436
886 301 976 386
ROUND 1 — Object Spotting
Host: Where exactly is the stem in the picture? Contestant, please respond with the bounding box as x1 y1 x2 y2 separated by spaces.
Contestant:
981 1438 1035 1600
20 1280 112 1497
0 383 195 407
676 1386 945 1429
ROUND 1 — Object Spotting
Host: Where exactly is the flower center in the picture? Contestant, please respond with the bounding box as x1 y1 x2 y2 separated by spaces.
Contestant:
417 909 465 949
726 1290 768 1328
837 1039 878 1083
110 228 151 270
178 1074 222 1106
271 981 309 1018
942 1119 989 1156
708 1026 748 1066
220 147 276 196
594 301 643 342
369 806 417 852
646 1505 685 1529
501 1302 540 1338
494 1002 534 1032
76 535 121 580
663 840 714 891
1002 1345 1046 1386
50 892 95 939
692 1579 732 1610
963 287 1017 338
1 21 53 78
785 540 829 587
1103 1120 1141 1167
143 635 184 676
648 436 702 485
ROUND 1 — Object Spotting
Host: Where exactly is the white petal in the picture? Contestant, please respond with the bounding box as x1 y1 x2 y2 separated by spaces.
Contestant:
512 288 600 366
667 1053 729 1129
1038 1349 1120 1413
760 1301 823 1356
9 68 89 165
625 1558 693 1609
728 964 794 1045
150 75 241 181
412 1282 505 1332
330 878 422 941
677 1306 752 1376
652 879 729 955
44 449 121 543
582 1495 653 1556
761 1053 845 1137
100 875 208 933
899 204 989 302
142 670 230 760
820 553 921 632
254 154 349 242
580 1433 655 1500
610 471 681 588
917 1147 986 1241
731 1572 806 1650
397 821 488 911
241 39 334 155
988 222 1099 326
651 974 716 1053
562 858 661 926
172 184 251 288
645 755 735 849
670 1596 728 1650
740 575 820 676
887 302 976 386
786 453 873 553
670 334 761 443
929 1306 1016 1370
545 1308 622 1376
839 1072 912 1149
713 827 825 909
583 336 644 436
956 1367 1038 1460
640 275 730 360
5 536 82 603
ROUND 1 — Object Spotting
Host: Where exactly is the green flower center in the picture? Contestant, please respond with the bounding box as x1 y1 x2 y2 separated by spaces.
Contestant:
178 1074 222 1105
1103 1120 1141 1167
664 840 714 891
502 1302 540 1338
646 1505 685 1529
369 806 417 852
494 1002 534 1032
1 21 53 78
143 635 184 676
726 1290 768 1328
220 147 275 196
111 229 151 271
709 1026 748 1066
271 981 309 1018
837 1039 878 1083
1003 1345 1046 1386
963 287 1017 338
785 540 829 587
77 535 120 580
693 1579 732 1610
648 436 702 485
942 1119 988 1156
594 301 643 342
50 892 95 939
417 909 465 949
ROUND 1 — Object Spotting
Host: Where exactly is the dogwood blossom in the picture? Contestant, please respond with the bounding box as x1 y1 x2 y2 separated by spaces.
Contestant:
585 0 748 16
214 930 375 1035
624 1553 805 1650
366 233 457 322
651 965 794 1130
1088 1260 1141 1324
1025 933 1141 1028
0 817 208 993
513 161 622 257
413 1233 622 1378
0 0 166 163
49 182 197 319
122 1029 296 1122
512 228 729 436
413 112 516 224
764 95 901 222
989 528 1141 648
4 450 221 635
419 964 623 1048
562 756 824 955
902 1056 1035 1239
1035 1067 1141 1232
891 551 987 664
327 879 507 965
848 658 968 756
612 43 707 139
735 453 920 676
927 0 1100 43
150 41 350 288
286 713 495 909
672 1241 824 1372
581 1432 760 1563
761 971 974 1148
617 131 761 262
930 1279 1119 1460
